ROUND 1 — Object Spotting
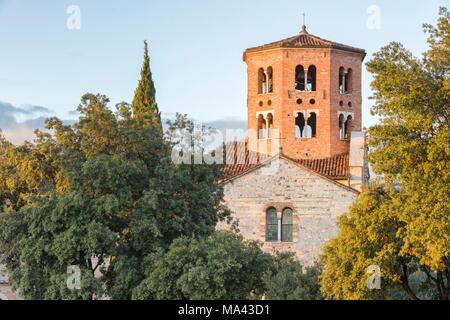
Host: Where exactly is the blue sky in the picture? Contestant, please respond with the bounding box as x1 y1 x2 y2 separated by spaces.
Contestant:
0 0 447 142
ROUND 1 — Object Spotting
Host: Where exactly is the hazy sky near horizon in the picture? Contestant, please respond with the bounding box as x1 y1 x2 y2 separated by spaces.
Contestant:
0 0 447 142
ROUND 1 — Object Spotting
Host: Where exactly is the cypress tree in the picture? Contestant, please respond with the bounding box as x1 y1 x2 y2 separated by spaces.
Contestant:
132 40 162 131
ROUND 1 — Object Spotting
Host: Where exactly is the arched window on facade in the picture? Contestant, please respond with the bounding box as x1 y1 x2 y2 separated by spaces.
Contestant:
339 67 346 94
267 113 274 139
307 65 317 91
258 68 266 94
258 114 267 139
295 65 305 91
307 112 317 138
281 208 293 242
295 112 306 138
346 68 353 93
267 67 273 93
266 207 278 242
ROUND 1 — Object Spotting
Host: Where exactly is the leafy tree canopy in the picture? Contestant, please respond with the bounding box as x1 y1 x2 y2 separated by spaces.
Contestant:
321 7 449 300
0 98 227 299
131 231 323 300
263 253 322 300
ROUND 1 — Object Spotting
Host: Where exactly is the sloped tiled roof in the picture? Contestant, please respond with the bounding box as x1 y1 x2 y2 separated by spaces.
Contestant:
244 27 366 58
289 153 349 179
221 141 272 180
220 141 350 181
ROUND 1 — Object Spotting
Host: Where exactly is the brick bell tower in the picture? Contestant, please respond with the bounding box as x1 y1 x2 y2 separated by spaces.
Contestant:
244 23 366 160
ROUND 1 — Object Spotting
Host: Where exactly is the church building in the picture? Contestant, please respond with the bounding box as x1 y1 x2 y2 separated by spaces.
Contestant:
219 24 369 265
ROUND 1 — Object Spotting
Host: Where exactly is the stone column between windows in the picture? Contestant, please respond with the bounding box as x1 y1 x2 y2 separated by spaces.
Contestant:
304 69 309 91
303 113 309 138
277 210 282 242
264 71 269 94
297 110 311 138
277 218 282 242
341 73 346 93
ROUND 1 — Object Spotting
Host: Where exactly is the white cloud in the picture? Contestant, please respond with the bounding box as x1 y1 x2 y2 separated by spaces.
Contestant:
1 125 39 145
0 101 248 145
0 101 52 144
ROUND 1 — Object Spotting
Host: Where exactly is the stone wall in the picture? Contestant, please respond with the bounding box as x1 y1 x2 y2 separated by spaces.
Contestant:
219 157 358 265
0 284 20 300
0 265 20 300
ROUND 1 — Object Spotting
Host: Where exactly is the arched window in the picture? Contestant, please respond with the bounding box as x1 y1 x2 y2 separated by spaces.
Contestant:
281 208 293 242
339 114 352 141
258 114 267 139
344 115 353 140
258 68 266 94
267 113 274 139
267 67 273 93
295 65 305 91
307 112 317 138
295 112 306 138
307 65 317 91
339 114 345 140
266 207 278 242
339 67 346 94
346 68 353 93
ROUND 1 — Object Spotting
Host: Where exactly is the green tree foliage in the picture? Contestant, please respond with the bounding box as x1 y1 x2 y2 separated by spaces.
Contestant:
263 253 322 300
105 113 230 299
130 231 323 300
0 96 228 300
0 130 63 211
320 7 449 300
320 186 433 300
131 41 162 132
0 42 229 300
131 231 272 300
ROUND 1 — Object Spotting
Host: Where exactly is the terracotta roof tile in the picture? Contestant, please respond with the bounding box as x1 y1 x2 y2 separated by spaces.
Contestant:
221 141 271 180
220 141 350 181
244 29 366 57
289 153 349 178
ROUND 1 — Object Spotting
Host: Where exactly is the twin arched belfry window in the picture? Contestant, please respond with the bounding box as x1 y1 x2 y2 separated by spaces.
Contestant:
295 65 316 91
257 113 274 139
258 67 273 94
339 67 353 94
295 112 317 139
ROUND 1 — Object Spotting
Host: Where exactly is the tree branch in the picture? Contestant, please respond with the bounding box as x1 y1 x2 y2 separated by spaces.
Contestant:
92 254 104 274
436 272 444 300
422 265 438 283
401 260 419 300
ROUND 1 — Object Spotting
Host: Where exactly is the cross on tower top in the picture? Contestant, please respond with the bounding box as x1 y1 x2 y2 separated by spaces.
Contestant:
300 12 307 34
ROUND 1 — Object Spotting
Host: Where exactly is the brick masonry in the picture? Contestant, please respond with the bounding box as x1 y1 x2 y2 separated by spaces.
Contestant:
245 39 364 160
